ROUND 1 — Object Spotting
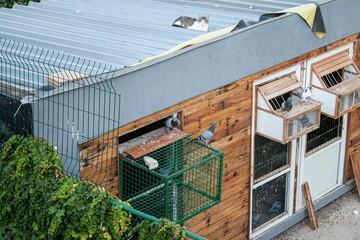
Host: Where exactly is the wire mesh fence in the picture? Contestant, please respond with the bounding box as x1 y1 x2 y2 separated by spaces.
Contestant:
0 38 221 238
254 134 289 180
119 137 223 224
306 114 343 154
0 37 121 187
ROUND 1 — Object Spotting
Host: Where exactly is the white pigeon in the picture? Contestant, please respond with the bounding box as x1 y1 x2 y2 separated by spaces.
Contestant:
143 156 158 170
300 86 312 103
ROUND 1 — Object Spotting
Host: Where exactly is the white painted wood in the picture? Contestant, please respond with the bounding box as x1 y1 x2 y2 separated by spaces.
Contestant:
250 65 301 238
256 109 283 142
302 142 341 202
311 87 336 117
257 94 270 110
296 114 348 210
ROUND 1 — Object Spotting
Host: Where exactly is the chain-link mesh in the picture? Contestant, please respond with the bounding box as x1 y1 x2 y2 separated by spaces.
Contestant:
119 137 223 223
0 38 121 195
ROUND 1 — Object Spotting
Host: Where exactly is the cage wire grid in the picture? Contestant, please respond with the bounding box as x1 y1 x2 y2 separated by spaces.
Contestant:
119 137 223 224
0 38 222 239
0 37 122 191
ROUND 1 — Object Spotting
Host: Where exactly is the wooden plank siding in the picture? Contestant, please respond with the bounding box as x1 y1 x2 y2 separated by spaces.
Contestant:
78 33 360 240
344 34 360 182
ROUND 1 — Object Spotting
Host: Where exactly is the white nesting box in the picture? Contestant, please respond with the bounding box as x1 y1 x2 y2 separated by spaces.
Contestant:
310 50 360 119
256 72 322 144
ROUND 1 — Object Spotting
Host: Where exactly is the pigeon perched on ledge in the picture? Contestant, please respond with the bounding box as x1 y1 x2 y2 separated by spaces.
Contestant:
281 97 293 112
164 113 181 132
192 121 217 145
294 86 312 103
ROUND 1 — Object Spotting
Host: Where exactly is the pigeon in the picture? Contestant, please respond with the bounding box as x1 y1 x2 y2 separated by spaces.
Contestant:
281 97 293 112
143 156 158 170
252 212 261 225
294 86 312 103
268 200 283 214
300 114 312 128
192 121 217 145
300 86 312 103
164 113 181 132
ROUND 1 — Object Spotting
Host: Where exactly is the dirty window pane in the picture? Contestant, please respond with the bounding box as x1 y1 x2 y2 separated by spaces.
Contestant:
254 135 289 179
252 174 287 230
306 115 342 154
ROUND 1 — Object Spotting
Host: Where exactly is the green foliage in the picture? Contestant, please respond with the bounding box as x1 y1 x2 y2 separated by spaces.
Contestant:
0 0 40 8
0 135 188 240
0 135 131 239
135 218 186 240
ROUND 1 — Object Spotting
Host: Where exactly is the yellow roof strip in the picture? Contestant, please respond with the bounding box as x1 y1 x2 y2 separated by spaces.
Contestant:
278 3 326 38
138 24 237 64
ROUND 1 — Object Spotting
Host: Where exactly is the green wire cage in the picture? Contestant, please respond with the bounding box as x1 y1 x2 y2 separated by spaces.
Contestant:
119 136 223 224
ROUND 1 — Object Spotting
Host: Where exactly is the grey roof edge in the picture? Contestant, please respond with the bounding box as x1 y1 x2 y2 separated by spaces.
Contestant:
107 0 360 127
110 0 358 81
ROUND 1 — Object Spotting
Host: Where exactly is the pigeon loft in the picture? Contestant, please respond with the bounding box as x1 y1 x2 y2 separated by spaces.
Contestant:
310 50 360 119
117 127 223 223
256 72 322 144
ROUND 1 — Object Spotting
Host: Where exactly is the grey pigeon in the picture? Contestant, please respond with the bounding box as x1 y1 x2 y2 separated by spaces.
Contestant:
192 121 217 145
268 200 283 214
164 113 180 131
252 212 261 225
281 97 293 112
300 114 312 128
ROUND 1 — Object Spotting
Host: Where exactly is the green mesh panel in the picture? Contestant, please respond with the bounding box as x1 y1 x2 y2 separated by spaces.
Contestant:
120 137 223 223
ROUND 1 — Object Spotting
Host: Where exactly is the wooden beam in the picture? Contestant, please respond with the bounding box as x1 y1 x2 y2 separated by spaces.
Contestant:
121 127 187 159
302 182 319 230
350 151 360 197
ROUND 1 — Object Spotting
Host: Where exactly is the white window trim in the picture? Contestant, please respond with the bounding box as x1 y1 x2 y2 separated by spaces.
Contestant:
296 114 348 211
250 65 300 238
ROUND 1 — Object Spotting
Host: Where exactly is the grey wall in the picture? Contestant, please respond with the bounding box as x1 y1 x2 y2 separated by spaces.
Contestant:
110 0 360 127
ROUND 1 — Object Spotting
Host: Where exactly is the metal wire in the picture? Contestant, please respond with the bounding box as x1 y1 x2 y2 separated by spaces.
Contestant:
0 37 121 183
119 137 223 224
306 115 342 154
254 134 289 180
110 200 207 240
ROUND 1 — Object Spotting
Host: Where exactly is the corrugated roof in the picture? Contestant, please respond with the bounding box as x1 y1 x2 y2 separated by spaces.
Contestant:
0 0 319 93
0 0 319 68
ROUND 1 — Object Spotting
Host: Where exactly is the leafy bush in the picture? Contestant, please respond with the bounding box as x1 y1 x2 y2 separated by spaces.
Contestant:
0 135 187 240
0 0 40 8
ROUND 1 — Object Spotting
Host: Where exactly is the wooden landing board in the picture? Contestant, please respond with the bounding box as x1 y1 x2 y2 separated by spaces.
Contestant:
302 182 319 230
350 151 360 197
119 127 187 159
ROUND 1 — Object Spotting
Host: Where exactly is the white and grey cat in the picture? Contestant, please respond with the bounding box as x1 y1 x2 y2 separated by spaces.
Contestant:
172 16 209 32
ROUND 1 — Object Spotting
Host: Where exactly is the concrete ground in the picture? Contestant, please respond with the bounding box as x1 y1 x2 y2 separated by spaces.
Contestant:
274 188 360 240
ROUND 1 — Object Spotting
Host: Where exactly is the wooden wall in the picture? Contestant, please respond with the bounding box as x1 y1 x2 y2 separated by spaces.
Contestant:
182 79 252 240
344 36 360 182
79 33 360 240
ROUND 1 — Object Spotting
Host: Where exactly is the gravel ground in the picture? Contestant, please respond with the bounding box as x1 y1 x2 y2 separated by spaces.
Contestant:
274 188 360 240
